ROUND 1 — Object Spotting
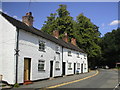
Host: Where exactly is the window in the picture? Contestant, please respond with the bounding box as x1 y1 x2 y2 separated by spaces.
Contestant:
68 51 72 56
39 41 45 51
84 55 87 59
77 53 80 58
68 63 72 70
56 46 60 53
55 61 60 70
38 60 45 71
77 63 80 69
84 64 86 69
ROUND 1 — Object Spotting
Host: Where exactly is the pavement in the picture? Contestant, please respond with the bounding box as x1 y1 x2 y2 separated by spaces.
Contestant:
9 69 119 90
18 70 97 89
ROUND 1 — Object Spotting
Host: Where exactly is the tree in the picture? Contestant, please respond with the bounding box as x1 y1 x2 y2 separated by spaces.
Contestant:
41 13 57 34
41 4 102 69
74 13 101 68
101 28 120 68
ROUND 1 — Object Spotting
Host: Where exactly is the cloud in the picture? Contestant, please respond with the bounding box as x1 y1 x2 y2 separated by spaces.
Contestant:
13 15 18 19
13 15 22 21
109 20 120 26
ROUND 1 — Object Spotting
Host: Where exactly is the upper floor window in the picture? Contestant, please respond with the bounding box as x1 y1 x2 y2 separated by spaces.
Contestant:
38 60 45 71
77 53 80 58
39 41 45 51
84 54 87 59
68 51 72 56
56 46 60 53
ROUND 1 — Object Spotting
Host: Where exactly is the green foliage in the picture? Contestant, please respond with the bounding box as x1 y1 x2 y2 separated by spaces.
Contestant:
41 4 101 68
13 83 19 88
100 28 120 68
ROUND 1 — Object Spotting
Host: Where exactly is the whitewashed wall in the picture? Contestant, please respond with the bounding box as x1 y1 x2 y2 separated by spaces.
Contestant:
63 48 88 75
18 30 62 83
0 14 88 84
0 15 17 84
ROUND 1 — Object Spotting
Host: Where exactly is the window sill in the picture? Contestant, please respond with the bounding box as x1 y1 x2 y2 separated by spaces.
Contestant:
38 70 45 72
56 52 60 54
39 49 46 52
55 68 60 70
68 68 72 70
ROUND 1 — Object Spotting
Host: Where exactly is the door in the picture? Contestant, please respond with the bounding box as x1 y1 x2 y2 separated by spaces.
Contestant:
24 58 31 81
74 63 76 74
62 62 66 75
50 61 53 77
81 63 83 73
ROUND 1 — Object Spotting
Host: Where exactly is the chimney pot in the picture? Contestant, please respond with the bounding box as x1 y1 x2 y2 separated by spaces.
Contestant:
52 30 59 39
71 38 76 46
62 32 68 43
22 12 34 26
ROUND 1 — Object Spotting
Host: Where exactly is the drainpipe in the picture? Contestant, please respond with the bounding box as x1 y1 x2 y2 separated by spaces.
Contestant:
15 27 19 84
62 46 63 76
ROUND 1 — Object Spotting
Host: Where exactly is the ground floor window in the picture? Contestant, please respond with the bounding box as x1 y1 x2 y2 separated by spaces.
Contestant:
77 63 80 69
38 60 45 71
55 61 60 70
68 63 72 70
84 63 86 69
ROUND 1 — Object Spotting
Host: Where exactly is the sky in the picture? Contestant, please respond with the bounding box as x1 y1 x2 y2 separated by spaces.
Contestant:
2 2 119 36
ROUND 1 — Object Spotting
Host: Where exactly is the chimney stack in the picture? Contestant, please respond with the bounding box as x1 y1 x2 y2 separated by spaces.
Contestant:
52 30 59 39
71 38 76 46
22 12 34 26
62 32 68 43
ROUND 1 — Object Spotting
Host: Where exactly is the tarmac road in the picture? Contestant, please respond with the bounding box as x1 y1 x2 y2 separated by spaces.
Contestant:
57 69 118 89
17 69 119 90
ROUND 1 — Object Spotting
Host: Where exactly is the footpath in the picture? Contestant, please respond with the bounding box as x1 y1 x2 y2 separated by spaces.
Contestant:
17 70 98 89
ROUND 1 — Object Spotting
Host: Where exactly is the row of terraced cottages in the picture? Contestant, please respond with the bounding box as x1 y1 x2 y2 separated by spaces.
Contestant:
0 12 88 85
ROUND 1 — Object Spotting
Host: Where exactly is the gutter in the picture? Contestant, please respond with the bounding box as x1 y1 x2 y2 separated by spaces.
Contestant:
15 27 19 84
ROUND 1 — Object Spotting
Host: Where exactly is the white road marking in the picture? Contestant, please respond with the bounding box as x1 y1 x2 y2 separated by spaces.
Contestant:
113 82 120 90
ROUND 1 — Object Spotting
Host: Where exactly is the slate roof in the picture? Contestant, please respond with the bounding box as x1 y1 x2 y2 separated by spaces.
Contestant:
1 11 85 53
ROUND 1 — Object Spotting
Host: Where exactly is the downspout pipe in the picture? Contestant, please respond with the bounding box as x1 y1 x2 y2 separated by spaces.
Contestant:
15 27 19 84
62 46 63 76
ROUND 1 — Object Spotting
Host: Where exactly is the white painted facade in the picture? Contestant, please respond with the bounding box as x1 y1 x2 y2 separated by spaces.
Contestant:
0 13 88 84
18 29 62 83
63 48 88 75
0 14 17 84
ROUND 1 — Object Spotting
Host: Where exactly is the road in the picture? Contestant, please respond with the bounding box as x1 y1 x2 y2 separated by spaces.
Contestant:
17 69 119 90
56 69 118 89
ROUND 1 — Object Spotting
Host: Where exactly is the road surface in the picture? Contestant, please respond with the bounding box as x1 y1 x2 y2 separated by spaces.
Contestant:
17 69 119 90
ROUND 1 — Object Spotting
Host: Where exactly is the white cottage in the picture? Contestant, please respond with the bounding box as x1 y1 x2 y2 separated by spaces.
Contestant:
0 12 88 85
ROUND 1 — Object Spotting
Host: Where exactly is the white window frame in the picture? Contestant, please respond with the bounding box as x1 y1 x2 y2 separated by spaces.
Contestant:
56 46 60 53
38 60 45 71
39 40 45 51
77 63 80 69
68 51 72 56
77 53 80 58
55 61 60 70
68 62 72 70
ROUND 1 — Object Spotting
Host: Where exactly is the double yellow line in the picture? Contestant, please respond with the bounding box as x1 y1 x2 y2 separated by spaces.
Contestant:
47 70 99 88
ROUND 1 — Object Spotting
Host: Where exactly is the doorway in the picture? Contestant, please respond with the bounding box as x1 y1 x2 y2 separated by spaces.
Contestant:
81 63 83 73
74 63 76 74
24 58 31 81
62 62 66 75
50 61 53 77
